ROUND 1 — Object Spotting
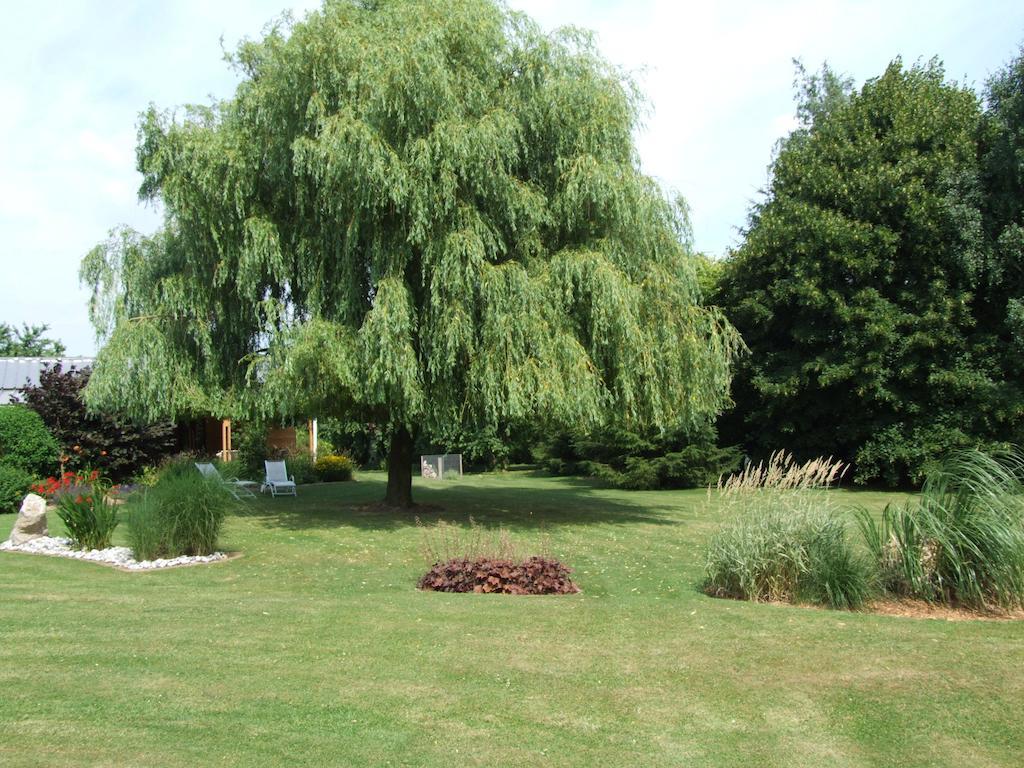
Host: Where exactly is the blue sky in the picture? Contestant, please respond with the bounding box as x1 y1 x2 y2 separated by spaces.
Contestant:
2 0 1022 354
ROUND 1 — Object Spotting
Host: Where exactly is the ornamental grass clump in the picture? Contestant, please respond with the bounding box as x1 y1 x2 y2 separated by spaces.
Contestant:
856 449 1024 610
126 462 234 560
703 452 874 610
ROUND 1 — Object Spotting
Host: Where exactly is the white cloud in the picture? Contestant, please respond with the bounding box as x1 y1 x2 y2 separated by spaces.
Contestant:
78 130 135 170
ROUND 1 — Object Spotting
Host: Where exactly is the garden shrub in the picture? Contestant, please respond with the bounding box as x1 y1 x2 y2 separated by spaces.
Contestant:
420 423 537 472
0 405 59 477
416 518 577 594
0 465 34 514
233 421 269 481
318 418 387 469
703 452 875 610
135 464 162 487
17 364 177 482
540 424 742 490
285 452 318 484
857 449 1024 609
418 557 579 594
126 462 234 559
314 454 355 482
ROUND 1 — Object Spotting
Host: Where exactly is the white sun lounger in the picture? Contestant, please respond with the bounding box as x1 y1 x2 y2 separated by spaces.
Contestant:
194 462 258 499
262 460 297 497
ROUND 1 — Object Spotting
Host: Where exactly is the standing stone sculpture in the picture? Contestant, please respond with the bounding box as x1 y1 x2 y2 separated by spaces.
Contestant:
8 494 48 545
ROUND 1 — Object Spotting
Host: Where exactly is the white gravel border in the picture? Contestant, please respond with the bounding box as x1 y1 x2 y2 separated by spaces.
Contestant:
0 536 229 571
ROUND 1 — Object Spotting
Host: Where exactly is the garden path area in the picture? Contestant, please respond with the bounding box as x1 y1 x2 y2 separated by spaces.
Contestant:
2 472 1022 767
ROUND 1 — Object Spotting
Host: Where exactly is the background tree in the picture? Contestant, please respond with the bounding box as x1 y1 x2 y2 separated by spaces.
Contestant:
715 59 1015 485
0 323 66 356
16 364 177 482
82 0 740 507
539 422 741 490
978 45 1024 428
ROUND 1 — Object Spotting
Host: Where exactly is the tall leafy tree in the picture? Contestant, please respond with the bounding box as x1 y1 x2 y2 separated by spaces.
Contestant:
0 323 65 356
979 46 1024 405
82 0 740 506
716 59 1013 485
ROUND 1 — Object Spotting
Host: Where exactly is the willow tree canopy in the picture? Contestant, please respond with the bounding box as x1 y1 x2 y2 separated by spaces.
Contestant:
82 0 741 505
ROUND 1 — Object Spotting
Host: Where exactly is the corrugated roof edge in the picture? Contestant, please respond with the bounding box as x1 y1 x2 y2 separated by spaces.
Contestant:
0 356 97 405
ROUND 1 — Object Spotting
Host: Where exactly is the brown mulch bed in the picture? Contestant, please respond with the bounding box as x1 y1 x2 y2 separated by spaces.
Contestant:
863 598 1024 621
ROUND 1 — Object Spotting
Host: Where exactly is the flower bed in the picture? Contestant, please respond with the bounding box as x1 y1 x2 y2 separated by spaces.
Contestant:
418 556 580 595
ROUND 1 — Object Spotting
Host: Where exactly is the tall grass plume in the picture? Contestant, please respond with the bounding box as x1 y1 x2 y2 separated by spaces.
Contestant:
704 452 873 610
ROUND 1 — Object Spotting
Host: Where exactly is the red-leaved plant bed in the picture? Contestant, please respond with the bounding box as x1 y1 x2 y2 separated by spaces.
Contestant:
418 556 580 595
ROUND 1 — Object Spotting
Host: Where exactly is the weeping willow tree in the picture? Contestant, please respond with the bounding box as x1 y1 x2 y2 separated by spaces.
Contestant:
81 0 741 507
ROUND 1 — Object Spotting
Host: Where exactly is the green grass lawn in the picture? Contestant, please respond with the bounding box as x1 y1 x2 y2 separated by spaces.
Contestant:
2 471 1022 767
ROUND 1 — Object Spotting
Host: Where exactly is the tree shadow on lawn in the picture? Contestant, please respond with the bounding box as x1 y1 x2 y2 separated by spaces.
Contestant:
234 474 687 533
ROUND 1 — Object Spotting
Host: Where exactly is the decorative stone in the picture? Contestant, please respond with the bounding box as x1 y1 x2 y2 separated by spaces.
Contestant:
0 535 229 570
8 493 48 545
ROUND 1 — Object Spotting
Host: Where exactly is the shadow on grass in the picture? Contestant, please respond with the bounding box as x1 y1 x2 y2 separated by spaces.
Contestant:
234 471 687 533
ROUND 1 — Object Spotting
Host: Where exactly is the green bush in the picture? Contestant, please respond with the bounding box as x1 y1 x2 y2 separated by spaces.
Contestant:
135 464 162 487
126 463 234 559
703 453 875 610
234 421 269 481
857 449 1024 609
314 454 355 482
56 479 118 550
0 405 59 476
286 453 318 484
0 465 34 514
540 425 742 490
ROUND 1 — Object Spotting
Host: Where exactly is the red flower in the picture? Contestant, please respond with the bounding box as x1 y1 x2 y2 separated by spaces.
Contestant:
75 495 83 504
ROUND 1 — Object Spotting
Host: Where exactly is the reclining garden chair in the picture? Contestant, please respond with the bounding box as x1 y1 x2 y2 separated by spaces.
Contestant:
262 460 298 497
194 462 258 499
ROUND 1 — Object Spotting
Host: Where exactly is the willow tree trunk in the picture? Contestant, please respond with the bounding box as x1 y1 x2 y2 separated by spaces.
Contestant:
384 424 415 508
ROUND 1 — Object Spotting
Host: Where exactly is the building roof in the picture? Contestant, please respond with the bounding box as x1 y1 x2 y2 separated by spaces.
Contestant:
0 357 95 405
